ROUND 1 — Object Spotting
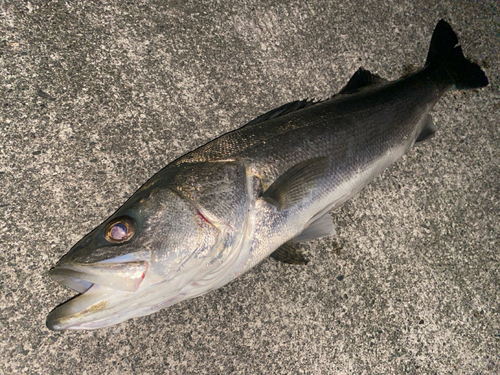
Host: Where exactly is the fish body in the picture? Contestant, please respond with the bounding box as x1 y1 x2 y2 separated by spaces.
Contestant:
47 20 488 330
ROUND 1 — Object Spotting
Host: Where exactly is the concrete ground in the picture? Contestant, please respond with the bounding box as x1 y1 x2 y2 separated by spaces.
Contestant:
1 0 498 373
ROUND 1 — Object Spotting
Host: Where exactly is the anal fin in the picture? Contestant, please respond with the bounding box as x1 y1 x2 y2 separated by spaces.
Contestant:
415 115 436 143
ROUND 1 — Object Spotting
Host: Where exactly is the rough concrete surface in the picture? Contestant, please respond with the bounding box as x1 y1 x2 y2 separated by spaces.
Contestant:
1 0 499 373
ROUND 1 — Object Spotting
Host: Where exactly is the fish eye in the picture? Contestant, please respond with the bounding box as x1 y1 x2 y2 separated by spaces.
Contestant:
104 216 135 243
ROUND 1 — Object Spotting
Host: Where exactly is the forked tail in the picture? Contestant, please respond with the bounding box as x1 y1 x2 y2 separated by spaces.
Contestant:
426 19 488 89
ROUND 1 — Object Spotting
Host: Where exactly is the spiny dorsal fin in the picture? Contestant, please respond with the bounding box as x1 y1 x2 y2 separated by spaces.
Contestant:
245 99 317 126
338 67 388 95
270 242 309 265
262 157 329 211
245 68 387 127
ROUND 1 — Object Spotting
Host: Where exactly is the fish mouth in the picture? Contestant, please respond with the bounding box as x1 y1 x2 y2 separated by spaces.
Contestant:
46 259 148 330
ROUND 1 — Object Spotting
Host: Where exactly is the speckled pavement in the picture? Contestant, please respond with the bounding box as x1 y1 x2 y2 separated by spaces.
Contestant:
1 1 498 373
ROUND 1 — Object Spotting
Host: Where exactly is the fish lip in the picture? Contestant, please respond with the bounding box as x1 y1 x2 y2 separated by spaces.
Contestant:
45 282 130 331
46 254 151 330
45 294 97 331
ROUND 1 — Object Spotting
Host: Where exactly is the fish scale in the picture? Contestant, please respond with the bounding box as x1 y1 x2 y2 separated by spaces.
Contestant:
46 20 488 330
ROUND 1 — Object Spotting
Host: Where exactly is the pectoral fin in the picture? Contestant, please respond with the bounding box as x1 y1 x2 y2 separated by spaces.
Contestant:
270 242 309 265
262 157 329 211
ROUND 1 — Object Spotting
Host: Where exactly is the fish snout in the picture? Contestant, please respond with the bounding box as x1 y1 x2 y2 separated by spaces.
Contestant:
48 260 148 293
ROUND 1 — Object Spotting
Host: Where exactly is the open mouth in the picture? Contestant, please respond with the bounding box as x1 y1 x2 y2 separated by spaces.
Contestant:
46 250 219 330
46 259 148 330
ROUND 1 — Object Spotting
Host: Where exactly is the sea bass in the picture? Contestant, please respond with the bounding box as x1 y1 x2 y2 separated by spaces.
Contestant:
46 20 488 330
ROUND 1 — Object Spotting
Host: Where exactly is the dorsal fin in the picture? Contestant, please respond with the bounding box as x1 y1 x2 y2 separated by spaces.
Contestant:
338 67 388 95
245 99 317 126
245 68 387 127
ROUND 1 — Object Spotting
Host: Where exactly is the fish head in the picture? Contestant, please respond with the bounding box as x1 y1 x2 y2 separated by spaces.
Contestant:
47 186 222 330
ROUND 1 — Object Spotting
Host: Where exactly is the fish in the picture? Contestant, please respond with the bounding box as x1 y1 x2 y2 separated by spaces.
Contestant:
46 20 488 330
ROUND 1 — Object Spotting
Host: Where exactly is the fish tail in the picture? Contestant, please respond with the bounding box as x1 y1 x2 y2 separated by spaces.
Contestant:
425 19 488 89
